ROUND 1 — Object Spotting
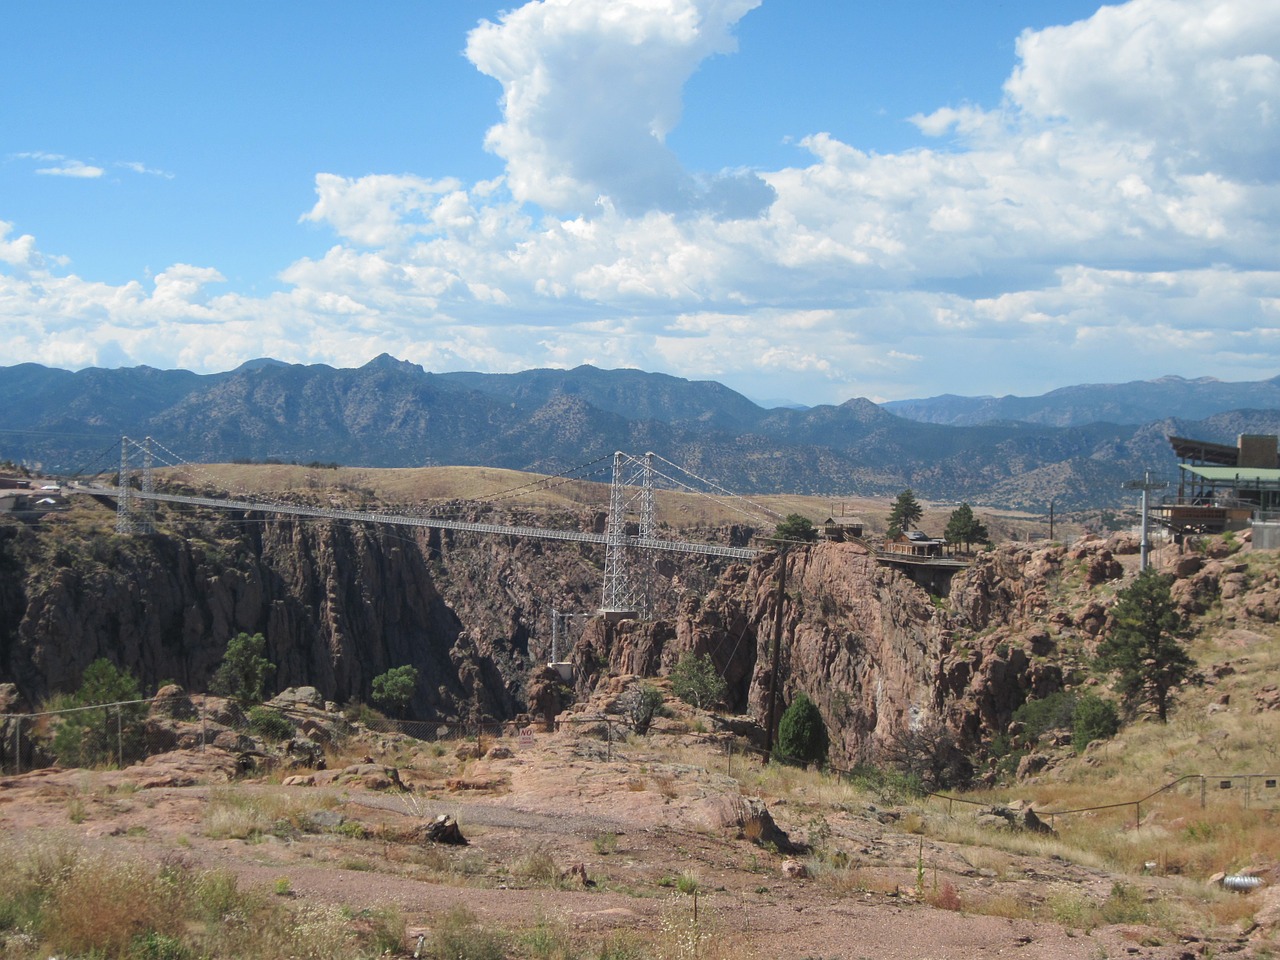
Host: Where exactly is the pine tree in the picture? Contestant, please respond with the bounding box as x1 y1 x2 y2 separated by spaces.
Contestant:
944 502 989 551
886 489 923 538
1096 569 1195 722
777 692 828 765
773 514 818 543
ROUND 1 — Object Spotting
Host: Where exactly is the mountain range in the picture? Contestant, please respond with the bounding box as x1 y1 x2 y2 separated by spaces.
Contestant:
2 358 1278 511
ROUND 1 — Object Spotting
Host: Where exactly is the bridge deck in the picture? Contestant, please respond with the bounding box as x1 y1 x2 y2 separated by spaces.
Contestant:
79 485 759 561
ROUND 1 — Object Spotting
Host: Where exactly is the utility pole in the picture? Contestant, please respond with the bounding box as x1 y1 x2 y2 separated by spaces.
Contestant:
1048 500 1055 542
1123 471 1168 571
763 544 788 760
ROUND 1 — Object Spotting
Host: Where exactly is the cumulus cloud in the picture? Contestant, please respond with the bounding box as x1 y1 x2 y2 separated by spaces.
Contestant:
3 0 1280 406
465 0 774 218
1005 0 1280 181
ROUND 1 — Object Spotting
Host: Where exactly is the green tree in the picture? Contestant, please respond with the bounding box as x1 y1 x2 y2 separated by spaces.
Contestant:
210 632 273 704
1096 569 1195 722
51 659 146 768
773 514 818 543
371 665 420 718
777 692 828 766
668 652 728 711
886 489 923 538
1072 694 1120 753
943 502 989 551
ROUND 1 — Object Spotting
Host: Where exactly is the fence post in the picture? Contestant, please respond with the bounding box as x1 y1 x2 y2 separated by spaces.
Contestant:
1200 775 1206 810
116 705 124 769
1134 801 1140 830
201 703 207 753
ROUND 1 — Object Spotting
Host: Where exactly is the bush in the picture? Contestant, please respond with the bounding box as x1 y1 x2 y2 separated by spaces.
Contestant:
773 514 818 542
371 665 420 718
668 653 728 711
1011 690 1077 741
1072 694 1119 753
247 706 294 742
210 632 273 704
877 722 973 791
619 683 664 735
777 692 828 766
50 659 146 768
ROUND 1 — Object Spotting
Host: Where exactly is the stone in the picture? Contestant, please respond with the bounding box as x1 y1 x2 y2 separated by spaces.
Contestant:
781 859 809 879
408 814 467 846
267 686 324 709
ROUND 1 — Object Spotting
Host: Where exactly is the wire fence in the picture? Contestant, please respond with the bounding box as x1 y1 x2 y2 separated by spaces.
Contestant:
926 771 1280 828
5 698 1276 833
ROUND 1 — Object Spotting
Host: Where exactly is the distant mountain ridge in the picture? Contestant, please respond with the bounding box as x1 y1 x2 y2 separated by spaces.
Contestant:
2 359 1279 511
882 374 1280 427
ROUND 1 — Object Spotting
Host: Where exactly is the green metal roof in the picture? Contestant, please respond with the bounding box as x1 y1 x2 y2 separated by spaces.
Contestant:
1180 464 1280 484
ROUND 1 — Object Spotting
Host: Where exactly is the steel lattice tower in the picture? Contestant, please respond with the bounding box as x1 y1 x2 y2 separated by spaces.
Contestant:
601 451 635 617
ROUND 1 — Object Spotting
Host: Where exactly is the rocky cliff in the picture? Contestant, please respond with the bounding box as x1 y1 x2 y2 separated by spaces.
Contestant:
8 494 1244 774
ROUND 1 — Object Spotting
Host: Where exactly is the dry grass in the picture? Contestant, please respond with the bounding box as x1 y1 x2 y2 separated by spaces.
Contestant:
203 785 340 840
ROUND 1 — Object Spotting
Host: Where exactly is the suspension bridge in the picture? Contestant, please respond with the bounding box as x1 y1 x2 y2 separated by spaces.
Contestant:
79 436 776 620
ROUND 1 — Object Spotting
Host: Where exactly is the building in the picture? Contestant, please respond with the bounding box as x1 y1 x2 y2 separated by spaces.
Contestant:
822 516 865 542
1153 433 1280 536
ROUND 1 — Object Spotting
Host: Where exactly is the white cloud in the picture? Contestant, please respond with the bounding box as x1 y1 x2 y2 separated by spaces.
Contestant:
3 0 1280 406
465 0 773 217
118 161 175 179
35 159 104 178
1006 0 1280 181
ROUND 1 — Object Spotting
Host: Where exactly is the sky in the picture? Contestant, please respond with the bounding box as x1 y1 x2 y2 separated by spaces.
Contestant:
2 0 1278 407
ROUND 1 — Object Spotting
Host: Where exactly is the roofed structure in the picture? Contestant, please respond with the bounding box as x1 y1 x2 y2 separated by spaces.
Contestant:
1154 433 1280 536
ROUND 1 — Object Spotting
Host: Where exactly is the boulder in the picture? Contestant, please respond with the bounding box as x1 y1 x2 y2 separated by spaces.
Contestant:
406 814 467 846
267 687 324 710
781 859 809 879
149 684 197 720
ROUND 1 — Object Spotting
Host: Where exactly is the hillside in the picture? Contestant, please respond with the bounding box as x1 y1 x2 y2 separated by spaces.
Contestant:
3 468 1280 956
884 373 1280 427
4 359 1280 510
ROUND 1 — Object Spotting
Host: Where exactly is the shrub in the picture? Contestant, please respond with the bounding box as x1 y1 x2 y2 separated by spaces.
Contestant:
210 632 273 704
777 692 828 766
877 722 972 791
371 665 420 718
1072 694 1119 753
773 514 818 542
248 706 294 742
50 659 146 768
668 652 728 711
1011 690 1077 742
620 683 664 735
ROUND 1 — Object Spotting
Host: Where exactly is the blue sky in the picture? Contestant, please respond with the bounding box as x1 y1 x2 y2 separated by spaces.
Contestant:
2 0 1278 406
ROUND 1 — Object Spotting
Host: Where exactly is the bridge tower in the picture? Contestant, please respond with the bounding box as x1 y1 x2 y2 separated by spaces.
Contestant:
115 436 155 535
601 452 636 620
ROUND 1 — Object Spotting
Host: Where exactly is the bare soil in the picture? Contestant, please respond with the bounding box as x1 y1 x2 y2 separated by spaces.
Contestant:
0 732 1250 959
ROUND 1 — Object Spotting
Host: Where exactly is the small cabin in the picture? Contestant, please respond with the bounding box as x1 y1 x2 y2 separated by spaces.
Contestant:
883 529 945 558
822 516 865 542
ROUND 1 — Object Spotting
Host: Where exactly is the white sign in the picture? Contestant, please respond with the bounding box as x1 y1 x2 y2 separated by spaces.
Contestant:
519 726 535 750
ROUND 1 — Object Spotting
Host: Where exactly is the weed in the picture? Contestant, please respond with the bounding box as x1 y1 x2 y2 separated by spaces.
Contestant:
67 796 87 824
429 905 506 960
512 847 562 887
593 831 620 855
273 876 292 896
675 870 701 896
924 879 962 912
